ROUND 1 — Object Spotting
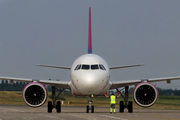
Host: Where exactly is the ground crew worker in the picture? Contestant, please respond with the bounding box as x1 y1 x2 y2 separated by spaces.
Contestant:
105 92 121 114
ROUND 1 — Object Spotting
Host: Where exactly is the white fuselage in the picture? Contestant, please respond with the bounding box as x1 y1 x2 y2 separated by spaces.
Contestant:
68 54 112 96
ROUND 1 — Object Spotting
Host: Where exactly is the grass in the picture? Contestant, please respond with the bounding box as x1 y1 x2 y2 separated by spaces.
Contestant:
0 91 180 110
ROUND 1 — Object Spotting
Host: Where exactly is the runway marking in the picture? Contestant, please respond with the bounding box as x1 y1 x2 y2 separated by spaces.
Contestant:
99 115 128 120
2 108 24 112
68 113 97 120
39 114 60 119
23 117 32 120
147 115 179 120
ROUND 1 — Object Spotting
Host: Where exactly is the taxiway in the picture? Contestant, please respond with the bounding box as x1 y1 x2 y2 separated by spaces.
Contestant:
0 105 179 120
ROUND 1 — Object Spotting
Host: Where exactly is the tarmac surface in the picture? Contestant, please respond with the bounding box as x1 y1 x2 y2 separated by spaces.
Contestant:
0 105 179 120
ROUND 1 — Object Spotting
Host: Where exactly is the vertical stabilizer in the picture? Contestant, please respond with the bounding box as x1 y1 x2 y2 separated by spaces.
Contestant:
88 7 92 54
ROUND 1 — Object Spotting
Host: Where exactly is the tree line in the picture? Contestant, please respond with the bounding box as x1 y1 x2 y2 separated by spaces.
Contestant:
0 80 27 91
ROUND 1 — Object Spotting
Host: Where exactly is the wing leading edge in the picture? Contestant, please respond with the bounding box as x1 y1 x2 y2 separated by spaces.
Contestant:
36 64 71 70
110 64 144 70
110 76 180 89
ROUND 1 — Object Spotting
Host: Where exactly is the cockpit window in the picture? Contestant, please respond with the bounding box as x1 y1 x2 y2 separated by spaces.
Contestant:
75 64 106 70
91 64 99 70
99 64 106 70
82 65 89 70
99 65 103 70
77 65 81 70
74 64 81 70
74 65 79 70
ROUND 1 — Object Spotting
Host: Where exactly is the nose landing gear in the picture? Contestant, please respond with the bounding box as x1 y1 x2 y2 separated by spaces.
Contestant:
86 96 94 113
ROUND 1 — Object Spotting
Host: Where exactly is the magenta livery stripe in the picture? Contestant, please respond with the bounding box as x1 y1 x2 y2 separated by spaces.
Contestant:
88 7 92 54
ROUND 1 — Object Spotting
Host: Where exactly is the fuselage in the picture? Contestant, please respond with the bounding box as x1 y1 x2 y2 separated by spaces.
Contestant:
68 54 112 96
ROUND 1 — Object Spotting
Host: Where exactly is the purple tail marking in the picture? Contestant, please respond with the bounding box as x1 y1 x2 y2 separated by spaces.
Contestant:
88 7 92 54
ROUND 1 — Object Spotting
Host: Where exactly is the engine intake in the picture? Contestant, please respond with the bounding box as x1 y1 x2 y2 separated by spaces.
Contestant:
133 82 158 107
22 82 47 107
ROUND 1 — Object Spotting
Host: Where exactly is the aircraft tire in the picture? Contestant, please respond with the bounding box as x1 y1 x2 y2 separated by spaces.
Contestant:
119 101 124 113
48 101 52 113
86 105 89 113
91 106 94 113
56 101 61 113
128 101 133 113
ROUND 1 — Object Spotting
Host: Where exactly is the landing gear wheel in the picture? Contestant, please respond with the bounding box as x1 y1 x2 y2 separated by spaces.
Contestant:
86 105 89 113
119 101 124 113
128 101 133 113
91 105 94 113
56 101 61 113
48 101 52 113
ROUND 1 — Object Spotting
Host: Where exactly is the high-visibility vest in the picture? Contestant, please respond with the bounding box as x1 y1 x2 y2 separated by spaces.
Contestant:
110 95 116 104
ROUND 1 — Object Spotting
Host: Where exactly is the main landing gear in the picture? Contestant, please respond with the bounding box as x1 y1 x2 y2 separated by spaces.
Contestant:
48 86 64 113
86 96 94 113
117 86 133 113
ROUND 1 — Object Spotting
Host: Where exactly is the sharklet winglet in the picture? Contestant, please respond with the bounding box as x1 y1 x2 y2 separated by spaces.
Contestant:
88 7 92 54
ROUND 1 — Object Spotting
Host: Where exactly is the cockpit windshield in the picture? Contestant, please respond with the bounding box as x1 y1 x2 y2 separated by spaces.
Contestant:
74 64 106 71
91 64 99 70
82 65 90 70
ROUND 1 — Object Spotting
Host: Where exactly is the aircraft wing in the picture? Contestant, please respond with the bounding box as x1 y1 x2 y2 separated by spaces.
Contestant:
110 64 144 70
39 80 70 89
110 76 180 89
36 64 71 70
0 76 70 89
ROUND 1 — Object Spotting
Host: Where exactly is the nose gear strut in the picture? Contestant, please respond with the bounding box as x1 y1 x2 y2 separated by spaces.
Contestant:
86 95 94 113
47 86 64 113
116 86 133 113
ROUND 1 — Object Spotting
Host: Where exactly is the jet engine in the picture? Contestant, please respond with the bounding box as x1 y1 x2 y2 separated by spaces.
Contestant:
22 82 48 107
133 82 158 107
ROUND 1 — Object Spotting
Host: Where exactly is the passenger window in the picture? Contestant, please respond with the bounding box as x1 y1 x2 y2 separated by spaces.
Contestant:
82 65 89 70
91 65 99 70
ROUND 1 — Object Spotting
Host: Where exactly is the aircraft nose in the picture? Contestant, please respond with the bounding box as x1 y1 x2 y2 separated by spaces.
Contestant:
79 73 105 94
82 73 97 87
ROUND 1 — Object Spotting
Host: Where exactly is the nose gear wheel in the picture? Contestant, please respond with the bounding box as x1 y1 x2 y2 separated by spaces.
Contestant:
86 95 94 113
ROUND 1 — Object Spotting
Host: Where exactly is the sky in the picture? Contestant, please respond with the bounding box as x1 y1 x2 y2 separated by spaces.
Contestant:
0 0 180 89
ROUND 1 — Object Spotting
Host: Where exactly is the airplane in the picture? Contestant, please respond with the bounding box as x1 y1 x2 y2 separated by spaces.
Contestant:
1 7 180 113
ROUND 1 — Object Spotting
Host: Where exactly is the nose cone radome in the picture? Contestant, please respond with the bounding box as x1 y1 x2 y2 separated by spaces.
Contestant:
83 73 97 86
78 73 107 95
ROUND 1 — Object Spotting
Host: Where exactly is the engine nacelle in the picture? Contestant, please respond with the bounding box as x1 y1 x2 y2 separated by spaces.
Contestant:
133 82 158 107
22 82 48 107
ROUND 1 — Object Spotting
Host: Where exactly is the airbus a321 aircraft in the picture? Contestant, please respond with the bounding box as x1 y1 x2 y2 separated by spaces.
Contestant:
1 7 180 113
